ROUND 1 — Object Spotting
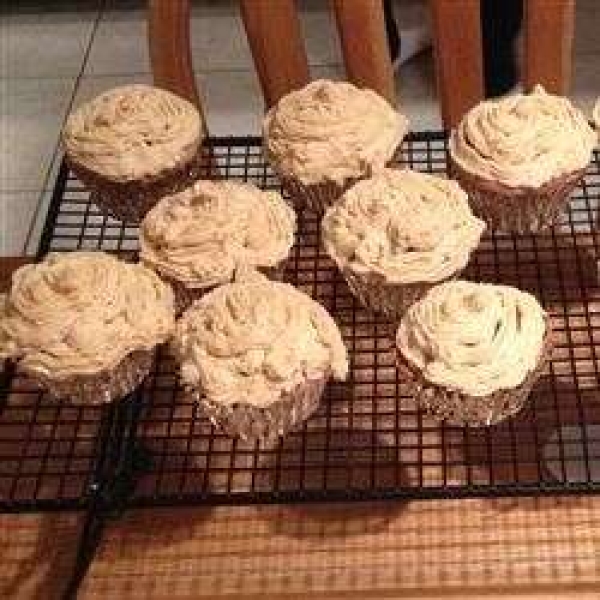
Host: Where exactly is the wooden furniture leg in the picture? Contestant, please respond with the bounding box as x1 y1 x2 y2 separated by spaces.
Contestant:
330 0 396 105
147 0 206 132
523 0 575 94
429 0 484 130
239 0 310 108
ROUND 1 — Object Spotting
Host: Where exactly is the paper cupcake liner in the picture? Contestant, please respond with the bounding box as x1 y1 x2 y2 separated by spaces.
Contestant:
67 150 205 223
397 322 553 427
23 349 153 405
279 175 360 213
161 262 288 315
342 269 459 322
193 375 327 443
451 160 586 233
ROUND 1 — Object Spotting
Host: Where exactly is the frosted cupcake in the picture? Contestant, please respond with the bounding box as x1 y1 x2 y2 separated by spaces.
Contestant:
139 180 296 313
172 273 348 442
396 281 553 426
0 252 175 404
263 79 408 212
63 84 203 222
322 169 485 320
450 85 595 232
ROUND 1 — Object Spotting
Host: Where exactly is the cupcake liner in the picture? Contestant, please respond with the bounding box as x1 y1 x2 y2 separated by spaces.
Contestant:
397 322 553 427
67 150 205 223
342 268 458 322
161 262 288 315
193 375 327 443
451 160 586 233
279 175 360 213
22 349 153 405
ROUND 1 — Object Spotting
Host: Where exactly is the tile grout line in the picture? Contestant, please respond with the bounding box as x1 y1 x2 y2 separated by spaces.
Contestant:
23 0 107 254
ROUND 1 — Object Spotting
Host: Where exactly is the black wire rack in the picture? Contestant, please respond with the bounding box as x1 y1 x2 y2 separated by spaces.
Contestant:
2 132 600 515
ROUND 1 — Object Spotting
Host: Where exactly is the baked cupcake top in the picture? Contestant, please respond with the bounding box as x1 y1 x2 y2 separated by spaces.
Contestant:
263 79 408 185
63 84 202 182
449 85 595 187
322 169 485 283
397 281 548 397
139 180 296 290
0 252 175 379
173 274 348 407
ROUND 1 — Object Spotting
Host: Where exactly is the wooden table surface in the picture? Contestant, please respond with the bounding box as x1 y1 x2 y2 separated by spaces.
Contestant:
2 257 600 599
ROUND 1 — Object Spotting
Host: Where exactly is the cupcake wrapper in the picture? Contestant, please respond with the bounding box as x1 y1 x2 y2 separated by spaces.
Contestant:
342 269 458 322
451 160 586 233
162 262 288 315
67 150 205 223
397 324 553 427
279 176 360 213
23 349 153 405
194 375 327 443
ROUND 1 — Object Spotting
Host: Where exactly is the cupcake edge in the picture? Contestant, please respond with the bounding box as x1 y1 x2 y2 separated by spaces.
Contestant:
160 261 288 315
342 268 462 322
20 348 153 405
396 317 553 427
451 159 586 233
191 374 327 443
67 149 205 223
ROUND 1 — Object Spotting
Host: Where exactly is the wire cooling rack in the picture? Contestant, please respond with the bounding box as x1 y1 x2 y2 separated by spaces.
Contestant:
2 132 600 512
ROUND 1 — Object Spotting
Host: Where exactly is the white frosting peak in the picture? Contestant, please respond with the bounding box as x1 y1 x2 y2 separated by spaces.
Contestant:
322 169 485 283
450 85 595 187
397 281 547 396
139 180 296 289
263 79 408 185
173 276 348 407
0 252 175 378
63 84 202 182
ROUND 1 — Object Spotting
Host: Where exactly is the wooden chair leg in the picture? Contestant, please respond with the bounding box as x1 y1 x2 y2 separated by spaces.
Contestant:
523 0 575 94
330 0 396 105
429 0 484 130
148 0 206 132
239 0 310 108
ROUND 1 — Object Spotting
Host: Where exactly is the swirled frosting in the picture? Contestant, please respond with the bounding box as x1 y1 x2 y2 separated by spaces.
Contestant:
450 85 595 187
140 180 296 289
173 275 348 407
0 252 175 379
593 98 600 137
63 84 202 182
263 79 408 185
397 281 547 397
322 169 485 283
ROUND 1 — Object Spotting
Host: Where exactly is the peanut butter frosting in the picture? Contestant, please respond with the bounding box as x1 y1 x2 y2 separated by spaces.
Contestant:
0 252 175 379
263 79 408 185
173 274 348 408
63 84 202 182
397 281 547 397
450 85 595 187
322 169 485 283
139 180 296 289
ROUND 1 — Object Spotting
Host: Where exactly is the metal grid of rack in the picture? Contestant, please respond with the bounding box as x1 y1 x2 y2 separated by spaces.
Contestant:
2 132 600 513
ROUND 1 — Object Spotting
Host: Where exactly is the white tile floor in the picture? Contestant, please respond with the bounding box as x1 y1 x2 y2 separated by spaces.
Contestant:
1 0 599 256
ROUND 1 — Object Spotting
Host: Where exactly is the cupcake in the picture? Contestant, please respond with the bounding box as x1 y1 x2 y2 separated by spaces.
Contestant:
322 169 485 320
139 180 296 313
62 84 203 223
172 272 348 442
396 280 553 426
263 79 408 212
449 85 596 233
0 252 175 404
